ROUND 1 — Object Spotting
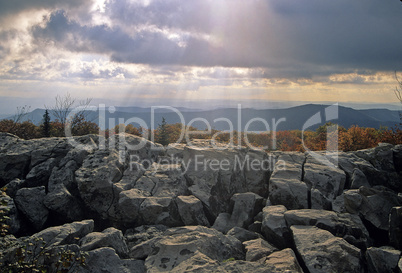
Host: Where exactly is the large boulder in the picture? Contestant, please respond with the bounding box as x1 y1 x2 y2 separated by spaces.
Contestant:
304 159 346 206
263 248 304 272
261 205 291 249
29 220 94 247
14 186 48 230
176 195 210 226
212 192 264 233
44 184 85 222
47 160 79 193
268 153 308 209
118 189 150 225
183 146 269 220
284 209 370 248
139 196 182 226
77 247 145 273
268 178 309 210
389 207 402 250
243 238 277 262
145 163 188 197
25 157 57 187
345 186 401 231
227 227 263 243
291 225 362 273
80 227 129 258
75 149 124 221
143 226 244 272
350 168 371 189
0 134 32 185
366 246 401 273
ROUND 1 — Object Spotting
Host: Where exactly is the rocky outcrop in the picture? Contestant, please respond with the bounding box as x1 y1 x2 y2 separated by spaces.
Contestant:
14 186 48 231
1 133 402 272
365 246 401 273
291 225 362 273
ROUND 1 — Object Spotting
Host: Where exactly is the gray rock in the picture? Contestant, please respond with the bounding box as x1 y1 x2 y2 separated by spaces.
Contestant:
80 227 129 258
29 219 94 247
264 248 304 272
399 257 402 273
243 149 273 197
59 142 96 166
176 195 210 226
115 164 145 191
243 238 277 262
44 184 85 221
212 192 264 233
166 143 185 160
119 133 163 164
271 153 305 180
25 157 57 187
366 246 401 273
144 226 244 272
357 186 401 231
268 178 309 210
131 176 155 195
284 209 370 248
129 237 159 260
118 189 149 224
389 207 402 250
353 144 401 191
212 212 232 233
355 143 395 172
350 168 371 189
170 247 301 272
139 196 182 226
230 192 264 229
291 225 361 273
311 188 332 210
75 149 124 221
343 189 363 214
77 247 145 273
0 137 31 183
261 205 290 249
28 138 71 168
304 160 346 202
332 192 347 213
148 163 188 197
125 225 167 251
335 152 383 189
183 146 268 219
14 186 48 230
47 160 78 193
227 227 263 243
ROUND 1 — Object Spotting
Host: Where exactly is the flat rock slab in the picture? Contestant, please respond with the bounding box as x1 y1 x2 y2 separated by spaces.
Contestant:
291 225 361 273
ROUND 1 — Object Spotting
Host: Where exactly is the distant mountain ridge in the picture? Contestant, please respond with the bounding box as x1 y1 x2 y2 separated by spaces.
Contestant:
3 104 400 131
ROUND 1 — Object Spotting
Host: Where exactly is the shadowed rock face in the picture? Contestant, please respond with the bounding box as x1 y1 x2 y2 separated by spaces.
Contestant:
0 133 401 272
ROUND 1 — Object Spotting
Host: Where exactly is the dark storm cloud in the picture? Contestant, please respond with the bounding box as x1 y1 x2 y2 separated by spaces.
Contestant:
32 10 228 66
28 0 402 77
267 0 402 71
0 0 90 18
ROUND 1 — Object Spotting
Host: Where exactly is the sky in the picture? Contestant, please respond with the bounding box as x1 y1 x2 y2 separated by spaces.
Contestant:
0 0 402 114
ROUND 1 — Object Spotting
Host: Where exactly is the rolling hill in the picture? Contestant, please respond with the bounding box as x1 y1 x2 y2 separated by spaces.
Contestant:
3 104 400 131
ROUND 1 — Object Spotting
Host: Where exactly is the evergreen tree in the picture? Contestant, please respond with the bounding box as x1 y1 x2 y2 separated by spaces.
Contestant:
42 109 51 137
156 117 169 146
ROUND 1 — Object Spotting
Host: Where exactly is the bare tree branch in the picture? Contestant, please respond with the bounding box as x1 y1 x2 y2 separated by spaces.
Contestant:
46 93 93 126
